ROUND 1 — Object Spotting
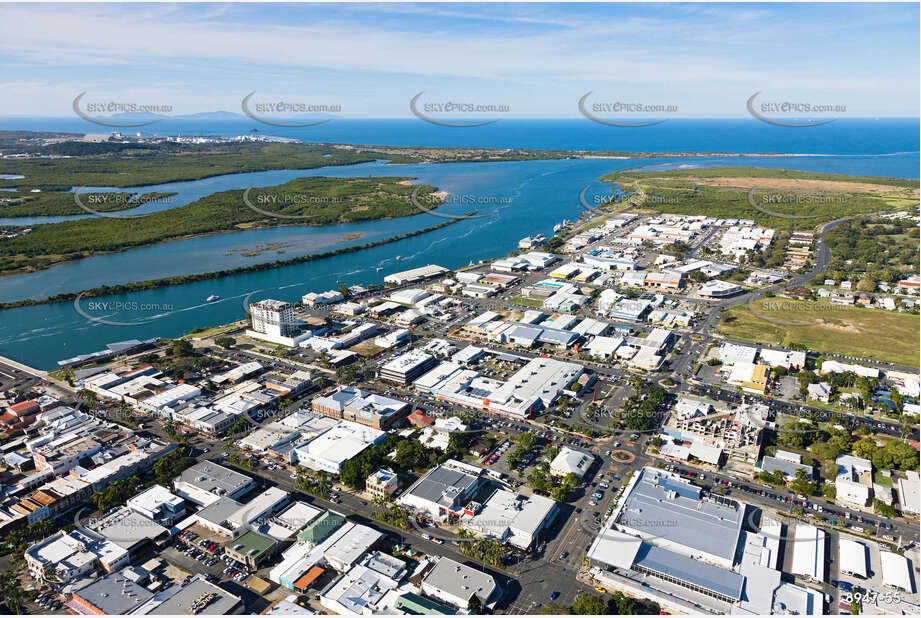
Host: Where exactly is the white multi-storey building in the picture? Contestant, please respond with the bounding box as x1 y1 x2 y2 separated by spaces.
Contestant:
250 299 298 337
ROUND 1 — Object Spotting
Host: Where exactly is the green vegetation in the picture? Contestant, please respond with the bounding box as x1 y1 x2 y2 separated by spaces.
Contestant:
456 531 505 567
369 501 412 530
153 447 197 485
507 431 537 467
719 297 920 366
0 142 390 191
874 499 898 518
339 435 456 490
528 460 580 501
601 166 918 230
90 475 141 512
214 336 236 349
0 217 462 307
853 438 919 471
821 215 920 284
295 468 332 498
621 381 668 432
0 176 441 275
0 191 176 216
510 296 546 308
0 519 55 558
570 595 606 615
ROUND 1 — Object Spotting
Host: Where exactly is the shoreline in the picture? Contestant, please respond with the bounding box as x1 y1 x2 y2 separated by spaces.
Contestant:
0 215 469 310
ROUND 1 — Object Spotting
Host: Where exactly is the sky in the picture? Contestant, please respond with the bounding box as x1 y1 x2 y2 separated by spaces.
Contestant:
0 1 918 118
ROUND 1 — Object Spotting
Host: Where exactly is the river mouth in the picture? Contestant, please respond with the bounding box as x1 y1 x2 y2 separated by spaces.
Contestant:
0 152 916 370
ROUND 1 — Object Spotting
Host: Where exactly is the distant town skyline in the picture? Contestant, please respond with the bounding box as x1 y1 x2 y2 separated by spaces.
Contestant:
0 2 918 118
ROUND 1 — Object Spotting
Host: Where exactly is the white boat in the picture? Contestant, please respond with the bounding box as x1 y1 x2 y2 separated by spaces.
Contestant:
205 295 220 303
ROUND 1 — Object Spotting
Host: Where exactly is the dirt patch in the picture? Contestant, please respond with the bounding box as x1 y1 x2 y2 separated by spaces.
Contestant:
660 176 919 197
819 321 862 334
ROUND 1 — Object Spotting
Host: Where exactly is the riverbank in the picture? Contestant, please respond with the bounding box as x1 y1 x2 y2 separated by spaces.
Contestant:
0 215 469 309
0 176 442 276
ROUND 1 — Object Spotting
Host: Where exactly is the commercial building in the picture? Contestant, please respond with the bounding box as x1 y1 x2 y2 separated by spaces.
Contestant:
757 348 807 370
293 420 386 474
587 469 750 610
790 524 826 583
880 551 913 593
366 468 400 500
420 557 499 609
549 447 595 478
585 335 625 359
69 570 155 615
143 574 244 615
379 350 438 385
733 519 823 615
835 454 873 507
839 538 868 579
461 489 557 550
760 455 813 480
820 360 879 379
897 471 920 515
719 343 759 365
698 280 742 297
136 383 202 417
319 558 402 614
25 529 130 583
172 461 257 507
302 290 344 307
255 501 323 541
608 298 652 322
613 467 744 568
225 530 278 568
416 355 583 419
397 459 483 520
644 271 683 289
86 507 170 555
726 362 771 394
311 386 409 429
384 264 449 285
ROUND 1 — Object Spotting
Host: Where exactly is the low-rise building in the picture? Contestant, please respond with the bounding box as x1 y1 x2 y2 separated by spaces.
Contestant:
897 471 920 516
379 351 438 385
173 461 256 507
549 447 595 478
311 386 410 430
225 530 278 568
366 468 400 500
420 557 499 609
790 524 826 583
25 529 130 582
397 459 483 520
293 420 386 474
836 454 873 507
461 489 557 550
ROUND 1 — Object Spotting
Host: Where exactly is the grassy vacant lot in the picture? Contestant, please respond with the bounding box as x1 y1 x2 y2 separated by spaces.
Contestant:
718 297 919 367
0 176 440 275
601 166 919 230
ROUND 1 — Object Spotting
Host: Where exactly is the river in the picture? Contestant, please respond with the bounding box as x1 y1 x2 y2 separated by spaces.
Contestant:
0 153 917 369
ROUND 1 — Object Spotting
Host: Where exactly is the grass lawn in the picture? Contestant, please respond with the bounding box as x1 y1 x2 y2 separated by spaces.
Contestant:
510 297 545 308
719 298 920 367
182 323 238 339
874 471 894 487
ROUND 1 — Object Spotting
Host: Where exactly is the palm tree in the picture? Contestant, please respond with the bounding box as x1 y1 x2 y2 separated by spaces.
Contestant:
76 388 96 411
